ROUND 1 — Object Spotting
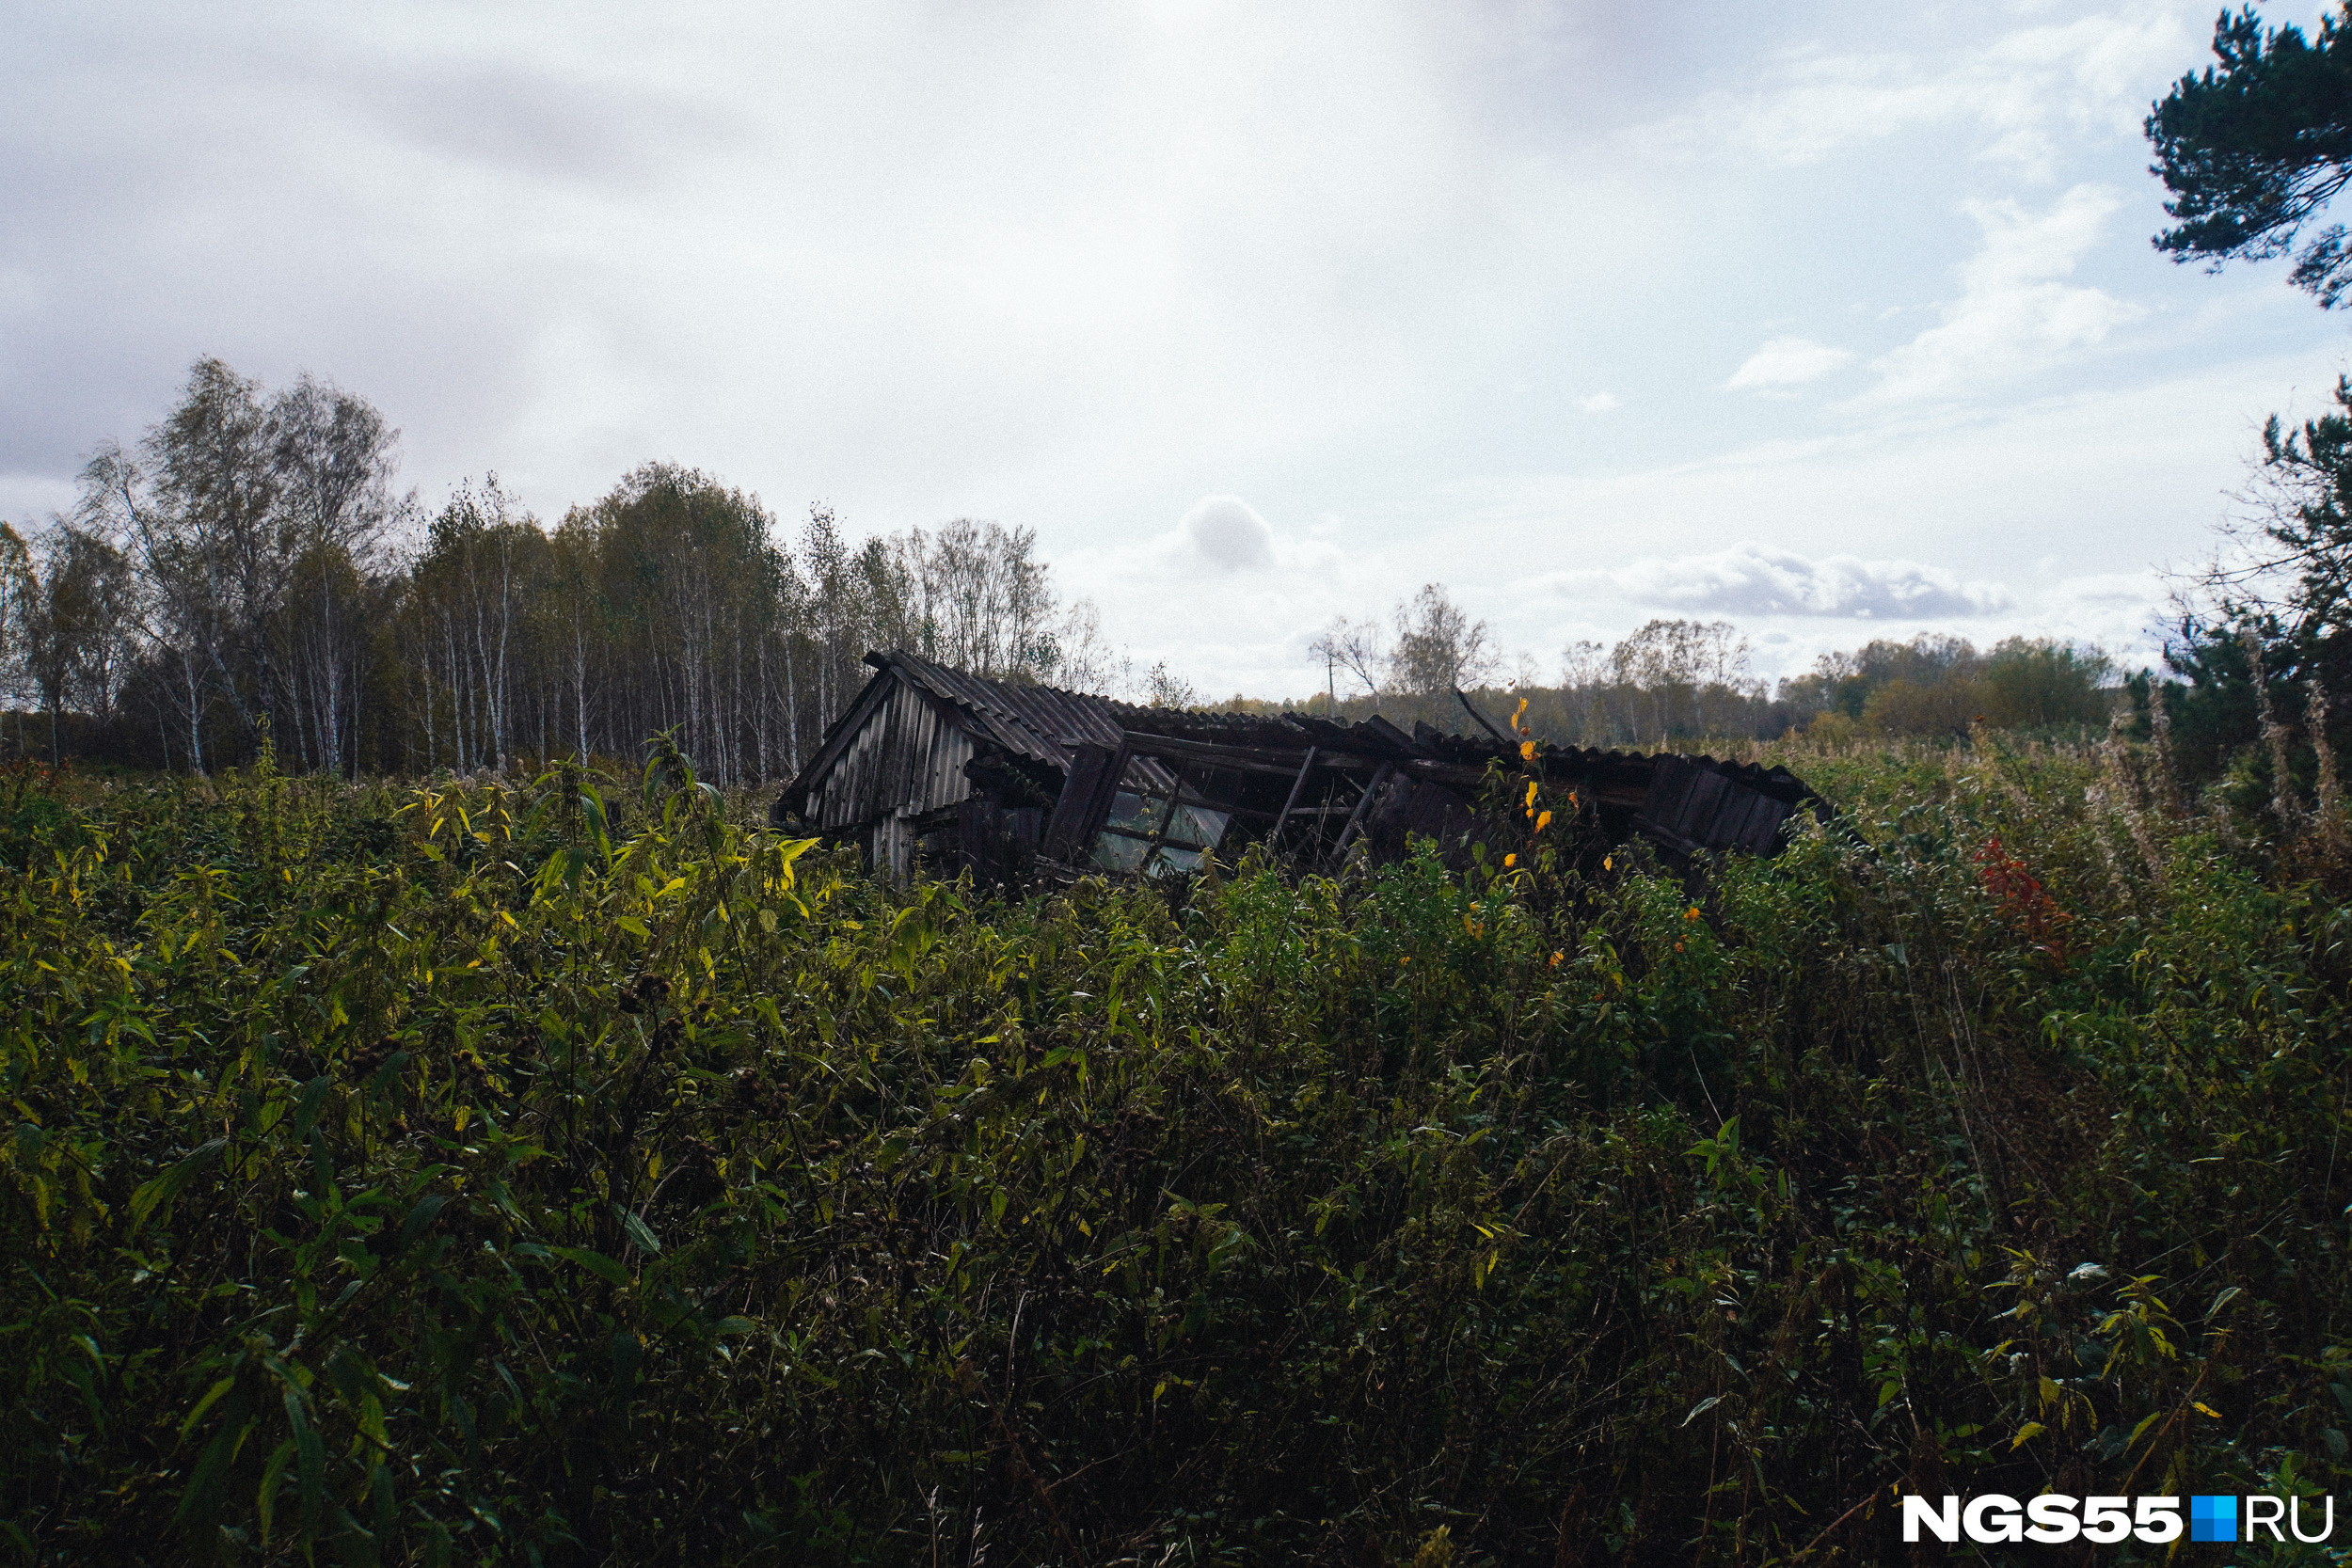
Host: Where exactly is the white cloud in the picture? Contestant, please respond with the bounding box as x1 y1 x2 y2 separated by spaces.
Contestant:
1724 336 1854 391
1541 544 2013 620
0 1 2316 703
2034 567 2174 664
1715 50 1968 166
1858 184 2144 404
1062 492 1342 605
1057 495 1358 695
1701 8 2195 175
1179 493 1277 572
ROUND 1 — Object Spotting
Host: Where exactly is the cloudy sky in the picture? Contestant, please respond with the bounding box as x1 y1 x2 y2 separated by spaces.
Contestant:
6 0 2349 694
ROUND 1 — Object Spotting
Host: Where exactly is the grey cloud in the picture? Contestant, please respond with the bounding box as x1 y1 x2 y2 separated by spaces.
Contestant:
0 7 710 505
23 9 739 191
0 1 2265 701
1561 545 2012 619
1181 495 1278 572
346 60 742 190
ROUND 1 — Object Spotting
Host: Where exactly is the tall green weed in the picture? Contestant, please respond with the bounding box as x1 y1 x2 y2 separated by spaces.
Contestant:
2 738 2348 1564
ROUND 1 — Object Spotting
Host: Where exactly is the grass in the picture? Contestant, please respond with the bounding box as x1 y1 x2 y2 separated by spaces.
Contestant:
2 734 2349 1565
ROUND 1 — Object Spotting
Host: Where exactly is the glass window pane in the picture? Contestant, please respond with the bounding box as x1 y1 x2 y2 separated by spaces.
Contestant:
1164 803 1231 850
1089 831 1152 874
1103 790 1160 835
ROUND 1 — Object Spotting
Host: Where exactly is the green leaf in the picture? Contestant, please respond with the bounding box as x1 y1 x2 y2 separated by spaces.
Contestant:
178 1375 238 1442
550 1245 634 1287
332 1506 377 1567
398 1193 449 1253
372 1458 397 1546
256 1439 295 1544
286 1386 325 1542
172 1403 254 1527
128 1137 227 1239
615 1206 661 1256
293 1076 333 1139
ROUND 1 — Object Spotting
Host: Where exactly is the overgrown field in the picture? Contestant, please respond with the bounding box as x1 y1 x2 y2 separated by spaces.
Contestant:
4 740 2350 1565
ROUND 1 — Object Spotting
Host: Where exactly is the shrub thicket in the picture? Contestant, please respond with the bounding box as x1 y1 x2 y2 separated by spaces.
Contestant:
3 739 2349 1564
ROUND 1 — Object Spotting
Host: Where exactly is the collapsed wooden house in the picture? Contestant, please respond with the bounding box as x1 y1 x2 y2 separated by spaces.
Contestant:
769 649 1820 885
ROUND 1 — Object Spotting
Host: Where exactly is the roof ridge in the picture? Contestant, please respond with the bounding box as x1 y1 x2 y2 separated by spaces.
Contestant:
880 647 1123 764
886 648 1114 713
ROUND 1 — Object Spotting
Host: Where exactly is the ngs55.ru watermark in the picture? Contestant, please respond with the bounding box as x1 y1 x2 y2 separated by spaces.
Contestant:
1902 1492 2336 1545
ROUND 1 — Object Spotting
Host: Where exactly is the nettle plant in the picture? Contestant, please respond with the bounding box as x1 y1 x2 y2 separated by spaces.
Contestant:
2 729 2350 1565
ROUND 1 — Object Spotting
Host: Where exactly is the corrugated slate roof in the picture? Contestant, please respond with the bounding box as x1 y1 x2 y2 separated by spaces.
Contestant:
775 652 1179 818
879 650 1128 770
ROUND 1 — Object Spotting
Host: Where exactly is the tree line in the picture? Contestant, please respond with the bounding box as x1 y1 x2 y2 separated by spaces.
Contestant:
0 358 1129 781
1287 589 2118 748
0 355 2134 782
0 353 2237 784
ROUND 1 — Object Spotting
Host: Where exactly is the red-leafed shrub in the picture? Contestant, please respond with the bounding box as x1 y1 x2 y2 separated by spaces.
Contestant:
1974 833 2073 963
